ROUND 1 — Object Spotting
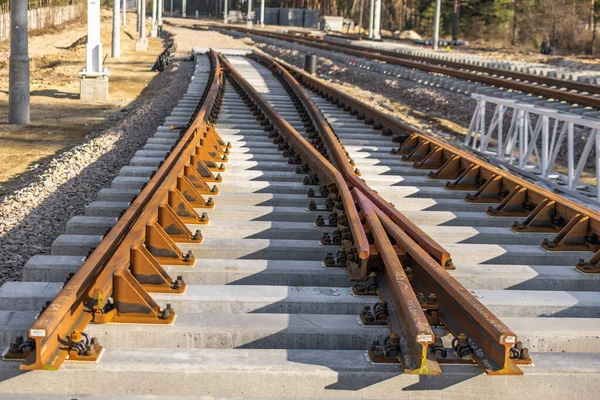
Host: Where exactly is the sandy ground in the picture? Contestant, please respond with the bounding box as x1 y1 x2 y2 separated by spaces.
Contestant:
0 10 165 193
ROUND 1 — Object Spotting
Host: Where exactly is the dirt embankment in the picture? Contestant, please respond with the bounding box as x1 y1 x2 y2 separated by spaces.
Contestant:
0 10 165 190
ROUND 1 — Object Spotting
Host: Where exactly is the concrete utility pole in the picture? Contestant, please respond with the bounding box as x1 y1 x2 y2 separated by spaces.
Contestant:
112 0 121 58
151 0 158 37
182 0 187 18
224 0 228 23
80 0 110 100
136 0 148 51
260 0 265 27
83 0 105 75
433 0 441 50
141 0 147 38
158 0 163 27
373 0 381 40
247 0 253 28
368 0 374 39
122 0 127 26
8 0 30 125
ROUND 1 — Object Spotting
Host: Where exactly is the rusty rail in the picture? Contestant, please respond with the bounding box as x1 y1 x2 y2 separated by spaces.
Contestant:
222 26 600 109
255 52 525 374
271 54 600 273
221 52 445 374
218 53 370 281
352 190 439 375
372 201 522 374
17 50 226 370
257 52 452 269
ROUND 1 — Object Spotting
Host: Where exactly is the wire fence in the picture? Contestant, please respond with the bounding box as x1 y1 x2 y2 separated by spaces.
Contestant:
0 1 86 14
0 0 86 42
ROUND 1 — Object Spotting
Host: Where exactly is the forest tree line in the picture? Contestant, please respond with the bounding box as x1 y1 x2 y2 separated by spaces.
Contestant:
228 0 600 54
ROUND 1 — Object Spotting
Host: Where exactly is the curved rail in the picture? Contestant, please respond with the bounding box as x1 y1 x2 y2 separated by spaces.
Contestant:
272 53 600 265
257 51 452 269
218 53 371 281
258 51 523 375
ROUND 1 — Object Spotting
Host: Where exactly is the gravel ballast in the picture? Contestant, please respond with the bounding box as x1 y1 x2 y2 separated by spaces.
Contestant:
0 50 195 284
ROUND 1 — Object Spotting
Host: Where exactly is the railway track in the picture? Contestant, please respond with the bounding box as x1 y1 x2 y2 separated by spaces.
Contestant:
218 26 600 111
0 48 599 398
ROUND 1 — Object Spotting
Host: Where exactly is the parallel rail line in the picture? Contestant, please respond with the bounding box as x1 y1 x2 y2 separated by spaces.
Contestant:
220 26 600 110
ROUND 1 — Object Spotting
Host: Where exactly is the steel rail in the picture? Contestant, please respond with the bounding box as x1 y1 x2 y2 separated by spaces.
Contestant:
275 56 600 258
218 53 371 281
352 190 439 375
222 26 600 110
372 201 522 375
20 51 224 370
256 51 452 269
320 36 600 97
261 52 523 374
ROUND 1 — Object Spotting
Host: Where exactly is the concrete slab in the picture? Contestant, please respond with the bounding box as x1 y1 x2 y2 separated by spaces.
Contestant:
0 350 598 398
178 238 330 261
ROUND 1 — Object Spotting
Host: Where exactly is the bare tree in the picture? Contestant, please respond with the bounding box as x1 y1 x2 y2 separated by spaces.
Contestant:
592 0 597 54
511 0 519 45
452 0 460 41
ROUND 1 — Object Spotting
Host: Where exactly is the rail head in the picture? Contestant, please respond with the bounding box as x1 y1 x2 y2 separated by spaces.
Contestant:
18 50 224 370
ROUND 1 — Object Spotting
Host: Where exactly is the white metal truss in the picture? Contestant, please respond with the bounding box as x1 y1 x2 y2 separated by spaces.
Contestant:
466 94 600 204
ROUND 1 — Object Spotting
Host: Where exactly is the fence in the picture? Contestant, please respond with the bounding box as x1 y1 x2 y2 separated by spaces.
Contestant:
0 0 86 42
466 93 600 205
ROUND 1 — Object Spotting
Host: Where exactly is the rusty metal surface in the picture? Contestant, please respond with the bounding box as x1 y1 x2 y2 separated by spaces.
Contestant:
19 51 224 370
12 48 547 376
320 36 600 97
272 54 600 266
353 190 440 375
223 26 600 109
256 52 452 269
261 53 524 374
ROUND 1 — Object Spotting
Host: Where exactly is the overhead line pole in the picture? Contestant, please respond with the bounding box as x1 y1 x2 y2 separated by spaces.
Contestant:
247 0 253 28
8 0 30 125
224 0 228 23
260 0 265 27
151 0 158 36
433 0 441 50
112 0 121 58
158 0 163 28
373 0 381 40
122 0 127 26
368 0 374 39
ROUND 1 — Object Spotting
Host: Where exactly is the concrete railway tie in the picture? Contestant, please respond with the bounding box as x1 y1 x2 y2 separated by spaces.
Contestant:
0 50 599 398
